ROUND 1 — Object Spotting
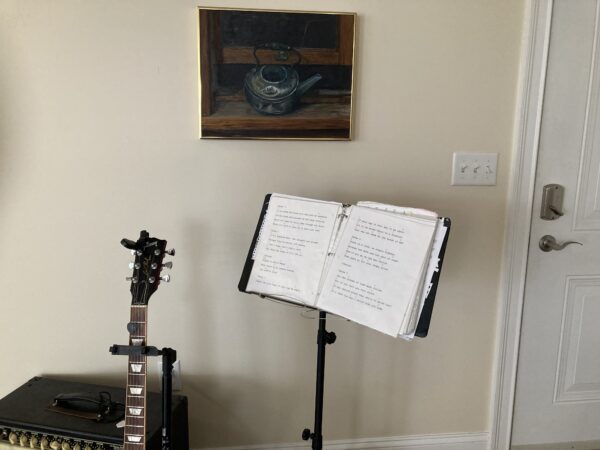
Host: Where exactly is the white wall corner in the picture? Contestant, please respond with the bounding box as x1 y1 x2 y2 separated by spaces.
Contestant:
489 1 554 450
197 431 490 450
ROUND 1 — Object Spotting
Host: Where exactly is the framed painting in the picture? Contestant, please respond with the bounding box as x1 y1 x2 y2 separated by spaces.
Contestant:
198 7 356 140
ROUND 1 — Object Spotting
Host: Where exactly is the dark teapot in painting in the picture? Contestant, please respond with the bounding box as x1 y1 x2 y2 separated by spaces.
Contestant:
244 43 322 115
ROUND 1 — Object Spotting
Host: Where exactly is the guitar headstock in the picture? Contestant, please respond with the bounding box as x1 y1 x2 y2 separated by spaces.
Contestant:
121 230 174 305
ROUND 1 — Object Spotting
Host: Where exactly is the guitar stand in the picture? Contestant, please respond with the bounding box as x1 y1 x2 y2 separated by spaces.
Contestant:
302 311 336 450
109 344 177 450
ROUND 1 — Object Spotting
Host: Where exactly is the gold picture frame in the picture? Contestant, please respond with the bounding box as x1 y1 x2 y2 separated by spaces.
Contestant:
198 7 356 140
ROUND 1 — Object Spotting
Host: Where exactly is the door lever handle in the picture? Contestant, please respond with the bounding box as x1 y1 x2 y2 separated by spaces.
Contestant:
539 235 582 252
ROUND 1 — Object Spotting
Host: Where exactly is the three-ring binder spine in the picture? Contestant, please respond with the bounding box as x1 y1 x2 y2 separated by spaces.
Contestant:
327 204 351 256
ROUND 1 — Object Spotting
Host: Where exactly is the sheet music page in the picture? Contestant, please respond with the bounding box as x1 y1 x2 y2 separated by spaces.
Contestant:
246 194 342 305
354 202 445 338
400 220 448 339
316 206 437 336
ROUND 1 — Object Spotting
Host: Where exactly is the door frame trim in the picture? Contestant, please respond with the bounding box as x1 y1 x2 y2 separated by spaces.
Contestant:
490 1 553 449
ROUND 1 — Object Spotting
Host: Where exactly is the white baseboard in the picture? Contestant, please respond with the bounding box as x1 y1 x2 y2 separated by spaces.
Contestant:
198 431 490 450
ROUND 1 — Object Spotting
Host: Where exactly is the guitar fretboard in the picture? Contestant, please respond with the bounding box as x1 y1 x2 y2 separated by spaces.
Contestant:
124 305 148 449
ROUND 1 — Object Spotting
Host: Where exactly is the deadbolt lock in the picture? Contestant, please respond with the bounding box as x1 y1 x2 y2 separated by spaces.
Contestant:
541 184 565 220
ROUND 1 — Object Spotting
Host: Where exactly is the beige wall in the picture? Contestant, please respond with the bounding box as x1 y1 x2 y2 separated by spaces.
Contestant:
0 0 524 448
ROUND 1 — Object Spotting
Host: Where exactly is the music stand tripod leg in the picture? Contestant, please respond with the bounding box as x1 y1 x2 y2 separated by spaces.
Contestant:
302 311 336 450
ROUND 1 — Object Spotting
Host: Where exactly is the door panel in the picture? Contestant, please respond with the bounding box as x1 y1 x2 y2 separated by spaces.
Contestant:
555 276 600 403
512 0 600 446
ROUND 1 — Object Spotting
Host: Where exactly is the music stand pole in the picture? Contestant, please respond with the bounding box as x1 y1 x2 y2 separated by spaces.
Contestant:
302 311 336 450
161 348 176 450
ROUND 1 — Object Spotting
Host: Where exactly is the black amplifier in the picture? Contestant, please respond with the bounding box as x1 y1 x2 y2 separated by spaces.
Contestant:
0 377 188 449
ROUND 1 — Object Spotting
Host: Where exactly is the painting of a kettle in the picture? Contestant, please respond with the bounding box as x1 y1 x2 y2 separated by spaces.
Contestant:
244 43 322 115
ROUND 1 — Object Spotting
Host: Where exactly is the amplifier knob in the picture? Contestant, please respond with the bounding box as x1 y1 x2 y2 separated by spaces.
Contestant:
8 432 18 444
72 444 81 450
61 443 71 450
30 436 39 448
40 437 49 449
83 446 92 450
50 440 60 450
19 434 28 446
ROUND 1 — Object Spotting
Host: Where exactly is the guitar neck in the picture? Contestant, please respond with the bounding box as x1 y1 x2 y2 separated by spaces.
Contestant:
124 305 148 449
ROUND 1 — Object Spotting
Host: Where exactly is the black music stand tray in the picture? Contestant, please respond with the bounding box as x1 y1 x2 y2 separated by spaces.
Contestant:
109 345 177 450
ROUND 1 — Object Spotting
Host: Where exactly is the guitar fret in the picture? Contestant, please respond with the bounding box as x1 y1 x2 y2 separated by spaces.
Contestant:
126 401 145 408
125 417 145 424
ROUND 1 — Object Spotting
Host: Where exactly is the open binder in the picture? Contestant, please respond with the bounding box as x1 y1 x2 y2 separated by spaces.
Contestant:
239 193 450 338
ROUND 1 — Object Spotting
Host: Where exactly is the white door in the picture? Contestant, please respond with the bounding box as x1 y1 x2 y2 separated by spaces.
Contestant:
512 0 600 447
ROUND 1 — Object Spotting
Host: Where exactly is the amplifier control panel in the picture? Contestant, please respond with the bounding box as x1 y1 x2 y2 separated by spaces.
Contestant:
0 428 123 450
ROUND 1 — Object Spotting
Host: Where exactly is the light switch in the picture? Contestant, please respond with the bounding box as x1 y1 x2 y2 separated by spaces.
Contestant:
451 152 498 186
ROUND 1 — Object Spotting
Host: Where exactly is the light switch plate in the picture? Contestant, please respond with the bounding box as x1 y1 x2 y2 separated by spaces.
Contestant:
451 152 498 186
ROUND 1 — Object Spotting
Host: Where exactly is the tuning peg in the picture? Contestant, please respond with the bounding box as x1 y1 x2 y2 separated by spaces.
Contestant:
126 276 138 283
130 250 136 256
165 248 175 256
162 261 173 269
160 274 171 283
128 262 141 270
121 238 137 250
